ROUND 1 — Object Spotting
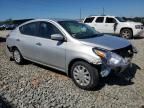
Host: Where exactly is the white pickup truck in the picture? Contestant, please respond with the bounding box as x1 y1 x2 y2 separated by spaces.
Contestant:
83 15 144 39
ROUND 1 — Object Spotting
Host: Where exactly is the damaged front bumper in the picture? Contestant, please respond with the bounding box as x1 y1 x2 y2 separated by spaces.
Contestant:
100 57 132 77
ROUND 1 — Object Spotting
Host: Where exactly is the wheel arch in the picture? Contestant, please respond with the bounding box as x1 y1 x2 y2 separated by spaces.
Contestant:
8 46 18 52
120 27 133 36
67 58 101 78
8 46 24 57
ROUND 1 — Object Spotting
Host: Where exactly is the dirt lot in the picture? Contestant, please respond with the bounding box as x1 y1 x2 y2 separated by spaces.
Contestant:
0 30 144 108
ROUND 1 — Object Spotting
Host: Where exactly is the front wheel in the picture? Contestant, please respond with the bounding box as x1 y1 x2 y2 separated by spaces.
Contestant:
71 61 99 90
120 29 133 39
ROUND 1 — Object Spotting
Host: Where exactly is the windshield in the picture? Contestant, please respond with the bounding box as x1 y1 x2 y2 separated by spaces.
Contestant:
116 17 127 22
58 21 101 39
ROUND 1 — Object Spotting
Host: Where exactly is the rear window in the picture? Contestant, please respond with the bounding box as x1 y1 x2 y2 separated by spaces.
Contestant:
95 17 104 23
38 22 62 39
84 17 95 23
19 22 38 36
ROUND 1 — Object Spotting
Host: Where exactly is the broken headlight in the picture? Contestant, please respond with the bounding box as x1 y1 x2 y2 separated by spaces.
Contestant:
93 48 127 66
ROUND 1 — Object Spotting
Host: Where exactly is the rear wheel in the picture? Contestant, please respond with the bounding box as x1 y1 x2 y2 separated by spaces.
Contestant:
120 29 133 39
13 48 24 64
71 61 99 90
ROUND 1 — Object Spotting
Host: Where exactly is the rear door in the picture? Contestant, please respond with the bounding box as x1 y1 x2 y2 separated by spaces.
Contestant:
93 17 104 33
18 22 40 61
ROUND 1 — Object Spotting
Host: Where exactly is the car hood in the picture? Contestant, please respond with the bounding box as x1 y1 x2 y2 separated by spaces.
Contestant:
122 21 142 25
79 35 131 50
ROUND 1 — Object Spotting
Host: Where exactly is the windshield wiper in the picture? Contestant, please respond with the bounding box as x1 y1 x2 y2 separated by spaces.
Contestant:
78 34 103 39
89 33 103 38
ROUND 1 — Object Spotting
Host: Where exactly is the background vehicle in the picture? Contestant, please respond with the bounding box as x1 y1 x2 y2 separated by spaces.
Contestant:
0 24 17 30
6 19 136 90
5 24 17 30
0 24 6 30
83 15 144 39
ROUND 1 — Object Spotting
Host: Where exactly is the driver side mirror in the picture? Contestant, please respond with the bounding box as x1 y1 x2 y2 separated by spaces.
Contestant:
51 34 64 41
115 22 118 25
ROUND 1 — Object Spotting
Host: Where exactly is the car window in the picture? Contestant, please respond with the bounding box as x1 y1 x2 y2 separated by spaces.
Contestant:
105 17 116 23
19 22 38 36
58 21 101 39
38 22 62 39
84 17 95 23
95 17 104 23
116 17 127 22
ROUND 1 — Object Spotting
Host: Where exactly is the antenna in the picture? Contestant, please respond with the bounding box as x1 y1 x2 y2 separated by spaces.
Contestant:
102 7 105 15
80 8 82 21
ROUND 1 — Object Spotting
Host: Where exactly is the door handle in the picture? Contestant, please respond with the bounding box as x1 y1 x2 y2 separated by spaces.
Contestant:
36 42 42 46
16 39 20 41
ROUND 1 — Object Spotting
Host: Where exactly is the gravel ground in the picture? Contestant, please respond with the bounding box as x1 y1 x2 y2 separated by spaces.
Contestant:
0 30 144 108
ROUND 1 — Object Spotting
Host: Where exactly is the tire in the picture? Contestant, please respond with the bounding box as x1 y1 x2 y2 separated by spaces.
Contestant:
71 61 99 90
120 29 133 39
13 48 24 64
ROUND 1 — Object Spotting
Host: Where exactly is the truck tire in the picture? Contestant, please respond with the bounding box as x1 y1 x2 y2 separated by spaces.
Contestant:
120 29 133 39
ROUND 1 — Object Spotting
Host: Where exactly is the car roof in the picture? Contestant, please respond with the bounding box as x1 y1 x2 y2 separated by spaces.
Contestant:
16 18 77 28
88 15 115 18
27 18 76 22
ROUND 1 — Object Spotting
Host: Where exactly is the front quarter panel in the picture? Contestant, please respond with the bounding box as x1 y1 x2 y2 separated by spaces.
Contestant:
65 42 102 73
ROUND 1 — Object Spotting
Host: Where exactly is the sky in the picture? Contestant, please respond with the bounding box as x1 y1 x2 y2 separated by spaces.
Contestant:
0 0 144 21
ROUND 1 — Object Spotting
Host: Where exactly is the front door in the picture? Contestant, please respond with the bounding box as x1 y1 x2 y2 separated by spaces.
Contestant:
104 17 117 34
35 21 66 71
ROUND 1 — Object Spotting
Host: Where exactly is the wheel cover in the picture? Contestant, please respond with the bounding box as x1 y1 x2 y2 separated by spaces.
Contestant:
73 65 91 86
122 30 130 38
14 50 21 63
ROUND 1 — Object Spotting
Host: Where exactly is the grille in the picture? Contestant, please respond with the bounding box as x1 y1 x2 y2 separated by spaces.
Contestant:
112 45 133 58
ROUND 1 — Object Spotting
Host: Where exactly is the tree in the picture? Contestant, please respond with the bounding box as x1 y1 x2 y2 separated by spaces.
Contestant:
4 19 14 24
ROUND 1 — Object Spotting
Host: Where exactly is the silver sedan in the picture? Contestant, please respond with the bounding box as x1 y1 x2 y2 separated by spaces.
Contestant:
6 19 136 90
